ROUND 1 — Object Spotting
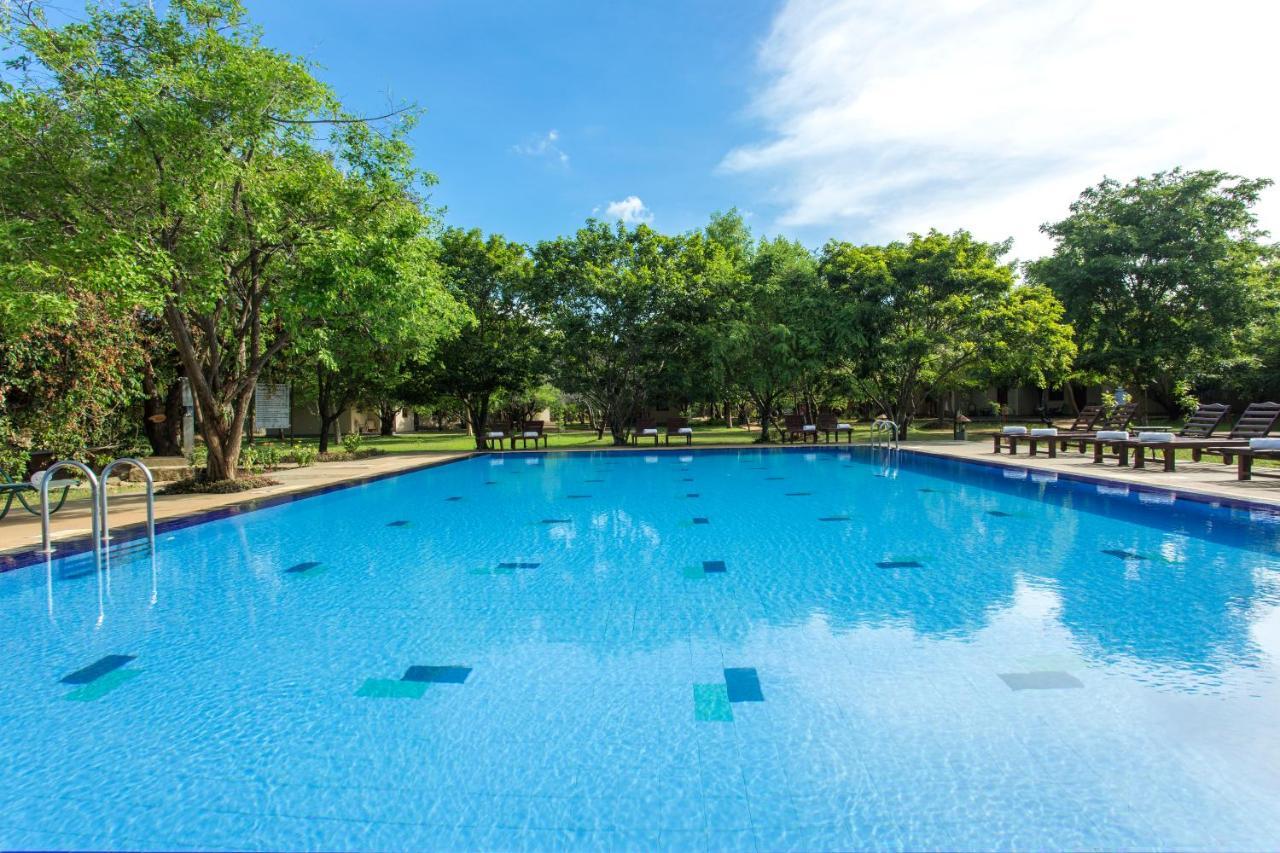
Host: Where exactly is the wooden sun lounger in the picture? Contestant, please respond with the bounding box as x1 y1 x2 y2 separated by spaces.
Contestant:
1058 403 1139 453
993 428 1059 456
664 417 693 446
1222 446 1280 481
1128 403 1239 472
816 414 853 444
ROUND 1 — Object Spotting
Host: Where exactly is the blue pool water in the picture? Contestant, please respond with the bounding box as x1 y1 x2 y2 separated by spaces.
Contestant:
3 447 1280 851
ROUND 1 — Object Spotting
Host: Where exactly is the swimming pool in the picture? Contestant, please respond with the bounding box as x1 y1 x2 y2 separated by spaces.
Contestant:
3 446 1280 851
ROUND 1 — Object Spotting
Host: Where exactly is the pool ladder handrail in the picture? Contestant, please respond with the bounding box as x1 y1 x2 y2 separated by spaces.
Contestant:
98 458 155 550
870 418 900 451
39 461 101 558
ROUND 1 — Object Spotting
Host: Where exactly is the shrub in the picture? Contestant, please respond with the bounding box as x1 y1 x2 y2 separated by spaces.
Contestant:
161 474 280 495
292 445 318 467
238 445 258 472
342 433 363 454
189 445 208 469
257 444 281 470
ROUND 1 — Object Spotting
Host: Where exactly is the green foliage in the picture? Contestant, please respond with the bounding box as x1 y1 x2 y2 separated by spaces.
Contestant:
291 445 317 467
821 230 1075 430
1028 169 1276 411
255 443 281 470
341 433 363 454
238 445 258 472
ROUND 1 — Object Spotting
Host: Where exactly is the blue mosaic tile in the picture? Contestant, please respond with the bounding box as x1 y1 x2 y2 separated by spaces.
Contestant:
445 496 463 502
818 516 851 522
784 492 813 497
386 520 410 527
540 518 572 524
765 476 785 481
724 668 764 702
497 562 541 569
402 665 472 684
918 488 939 493
686 493 701 498
585 479 605 483
284 561 322 574
682 478 694 482
60 654 136 685
703 560 727 573
1102 549 1146 560
877 560 923 569
484 480 498 485
999 671 1084 691
566 494 592 499
693 517 710 525
987 510 1012 517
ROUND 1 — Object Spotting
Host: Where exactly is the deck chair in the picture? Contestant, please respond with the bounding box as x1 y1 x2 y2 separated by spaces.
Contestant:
512 420 549 450
0 461 74 521
1084 403 1231 469
782 414 817 444
482 419 512 451
993 425 1061 456
1224 437 1280 480
1132 403 1272 472
816 413 853 444
1059 402 1140 454
631 420 660 446
664 417 693 446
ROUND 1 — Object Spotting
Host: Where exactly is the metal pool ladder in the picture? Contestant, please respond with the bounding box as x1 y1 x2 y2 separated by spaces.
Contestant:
98 458 156 549
870 419 900 451
39 458 156 555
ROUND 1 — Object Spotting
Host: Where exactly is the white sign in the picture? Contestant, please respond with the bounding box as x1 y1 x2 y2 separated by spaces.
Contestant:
254 383 291 431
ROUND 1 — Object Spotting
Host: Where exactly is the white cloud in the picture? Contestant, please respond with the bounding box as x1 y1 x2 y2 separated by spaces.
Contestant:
513 129 569 166
602 195 653 225
722 0 1280 259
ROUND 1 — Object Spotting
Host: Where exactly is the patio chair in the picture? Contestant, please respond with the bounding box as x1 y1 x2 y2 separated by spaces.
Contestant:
816 413 853 444
631 420 660 446
782 414 817 444
1058 402 1139 453
482 419 512 451
1082 402 1231 469
0 453 74 521
512 420 549 450
664 417 693 446
1132 402 1273 472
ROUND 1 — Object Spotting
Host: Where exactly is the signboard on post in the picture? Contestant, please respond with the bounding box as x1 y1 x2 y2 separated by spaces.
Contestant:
253 383 291 434
180 377 194 458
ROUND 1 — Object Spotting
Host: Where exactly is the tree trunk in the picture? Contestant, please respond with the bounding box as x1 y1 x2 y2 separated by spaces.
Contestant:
141 360 184 456
378 402 396 437
466 394 492 451
751 392 776 442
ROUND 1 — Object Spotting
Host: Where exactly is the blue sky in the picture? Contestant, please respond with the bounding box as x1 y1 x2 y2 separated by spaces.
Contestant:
252 0 778 246
252 1 1278 258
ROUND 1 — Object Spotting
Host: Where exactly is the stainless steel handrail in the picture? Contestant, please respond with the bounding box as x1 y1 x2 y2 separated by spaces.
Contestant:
98 458 155 549
39 461 100 559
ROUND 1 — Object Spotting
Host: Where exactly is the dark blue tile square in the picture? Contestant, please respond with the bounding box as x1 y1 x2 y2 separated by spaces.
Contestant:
497 562 541 569
818 516 850 522
686 493 700 498
285 561 322 574
1102 549 1145 560
540 519 571 525
693 517 710 525
877 560 923 569
724 667 764 702
566 494 592 499
60 654 136 685
387 520 410 527
703 560 726 573
986 510 1012 517
784 492 812 497
402 665 472 684
445 496 463 502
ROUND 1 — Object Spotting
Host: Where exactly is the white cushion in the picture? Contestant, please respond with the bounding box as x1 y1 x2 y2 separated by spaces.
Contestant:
1138 432 1174 443
1250 438 1280 450
836 423 852 430
1002 469 1027 480
1030 428 1057 437
677 427 692 434
1001 426 1027 435
485 431 505 439
640 428 658 435
1096 430 1129 441
522 431 539 438
28 470 45 488
802 424 817 432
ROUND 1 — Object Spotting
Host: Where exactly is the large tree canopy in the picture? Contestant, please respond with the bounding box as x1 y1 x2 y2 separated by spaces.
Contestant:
1027 169 1276 412
0 0 443 478
821 230 1075 431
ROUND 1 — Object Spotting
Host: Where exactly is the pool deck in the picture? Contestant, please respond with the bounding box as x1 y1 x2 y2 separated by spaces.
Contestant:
5 438 1280 559
907 440 1280 507
0 452 470 557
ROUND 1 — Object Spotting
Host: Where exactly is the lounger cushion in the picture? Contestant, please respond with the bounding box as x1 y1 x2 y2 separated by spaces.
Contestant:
522 431 539 438
802 424 817 432
1249 438 1280 450
837 423 852 430
1030 428 1057 437
485 431 505 439
1138 432 1174 443
640 428 658 435
677 427 693 434
1096 430 1129 441
1001 426 1028 435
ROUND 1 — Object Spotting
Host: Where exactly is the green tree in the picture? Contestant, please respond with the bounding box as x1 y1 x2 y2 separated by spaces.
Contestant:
822 230 1075 431
403 228 541 450
532 221 693 445
1027 169 1276 413
0 0 435 478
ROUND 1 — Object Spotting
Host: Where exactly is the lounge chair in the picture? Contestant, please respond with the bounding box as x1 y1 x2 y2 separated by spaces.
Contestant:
816 413 853 444
1058 403 1139 453
512 420 549 450
1130 403 1276 472
482 419 512 451
1081 403 1231 469
631 420 660 446
664 417 693 446
781 414 817 444
993 425 1061 456
0 454 74 521
1222 437 1280 480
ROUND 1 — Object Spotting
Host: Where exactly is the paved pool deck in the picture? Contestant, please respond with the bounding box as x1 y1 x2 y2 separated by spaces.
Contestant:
4 438 1279 559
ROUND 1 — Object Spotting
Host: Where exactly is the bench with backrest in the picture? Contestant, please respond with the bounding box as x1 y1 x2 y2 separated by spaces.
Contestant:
781 414 817 444
631 419 660 446
664 417 693 446
816 413 853 444
512 420 549 450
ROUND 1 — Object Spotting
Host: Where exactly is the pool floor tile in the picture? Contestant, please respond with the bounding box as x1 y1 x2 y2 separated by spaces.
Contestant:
60 654 136 685
284 561 323 574
683 566 707 579
497 562 540 569
702 561 727 573
724 668 764 703
356 678 428 699
998 671 1084 691
402 665 472 684
877 560 923 569
694 684 734 722
693 517 709 525
386 520 410 527
63 668 141 701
